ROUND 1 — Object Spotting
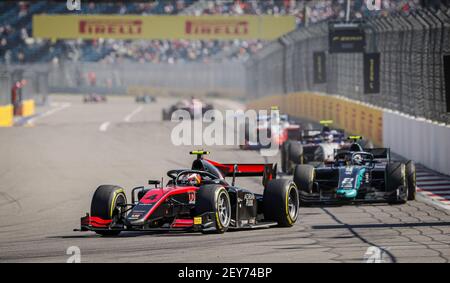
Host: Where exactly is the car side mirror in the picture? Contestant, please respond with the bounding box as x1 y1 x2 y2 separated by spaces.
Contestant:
148 180 161 187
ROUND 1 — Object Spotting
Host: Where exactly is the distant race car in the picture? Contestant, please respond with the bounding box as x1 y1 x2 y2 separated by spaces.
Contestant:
240 109 301 150
280 121 373 174
162 98 214 120
135 95 156 103
83 94 107 103
293 140 416 205
75 151 299 236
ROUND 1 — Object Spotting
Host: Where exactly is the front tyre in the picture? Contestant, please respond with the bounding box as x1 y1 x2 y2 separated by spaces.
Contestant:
90 185 127 236
195 185 231 234
263 179 299 227
289 142 303 166
293 165 315 194
406 161 416 201
386 162 408 204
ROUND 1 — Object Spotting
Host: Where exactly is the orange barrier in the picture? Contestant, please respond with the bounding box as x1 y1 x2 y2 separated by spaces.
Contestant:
247 92 383 146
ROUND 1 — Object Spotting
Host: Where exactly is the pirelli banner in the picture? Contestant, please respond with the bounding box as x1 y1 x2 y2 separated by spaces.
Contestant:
32 15 296 40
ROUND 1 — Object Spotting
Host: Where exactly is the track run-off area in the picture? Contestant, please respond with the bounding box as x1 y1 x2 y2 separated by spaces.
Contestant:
1 95 450 263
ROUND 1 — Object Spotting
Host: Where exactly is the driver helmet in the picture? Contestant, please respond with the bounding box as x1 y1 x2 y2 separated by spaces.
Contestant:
183 173 202 186
324 134 334 143
352 154 364 165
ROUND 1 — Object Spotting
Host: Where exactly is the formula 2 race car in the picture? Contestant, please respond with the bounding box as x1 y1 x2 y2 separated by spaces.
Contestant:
83 94 107 103
280 121 373 174
75 151 299 236
135 95 156 103
293 142 417 205
162 98 214 121
240 108 301 150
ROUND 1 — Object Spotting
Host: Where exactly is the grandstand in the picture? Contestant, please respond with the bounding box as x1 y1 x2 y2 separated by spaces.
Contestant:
0 0 427 65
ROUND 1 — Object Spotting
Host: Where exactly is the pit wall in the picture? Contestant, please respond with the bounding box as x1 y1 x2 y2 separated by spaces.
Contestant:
247 92 450 176
0 104 13 127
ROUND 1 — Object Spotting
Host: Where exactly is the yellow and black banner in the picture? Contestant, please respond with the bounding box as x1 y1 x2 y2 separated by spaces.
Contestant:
313 52 327 84
364 53 380 94
444 55 450 112
32 15 296 40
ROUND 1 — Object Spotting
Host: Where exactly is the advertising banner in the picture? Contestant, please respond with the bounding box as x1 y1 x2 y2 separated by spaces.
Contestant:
444 55 450 112
33 15 296 40
364 53 380 94
313 52 327 84
329 22 366 53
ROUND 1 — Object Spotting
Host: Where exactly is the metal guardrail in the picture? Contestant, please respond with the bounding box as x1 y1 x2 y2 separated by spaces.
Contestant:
245 7 450 124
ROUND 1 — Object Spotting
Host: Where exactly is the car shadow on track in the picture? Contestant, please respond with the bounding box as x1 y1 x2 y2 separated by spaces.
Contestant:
48 230 205 239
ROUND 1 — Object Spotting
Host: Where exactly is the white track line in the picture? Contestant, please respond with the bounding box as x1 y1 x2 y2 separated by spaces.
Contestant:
99 122 111 132
26 102 71 126
124 106 143 122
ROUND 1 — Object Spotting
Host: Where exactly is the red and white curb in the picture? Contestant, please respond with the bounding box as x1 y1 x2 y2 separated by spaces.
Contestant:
416 165 450 210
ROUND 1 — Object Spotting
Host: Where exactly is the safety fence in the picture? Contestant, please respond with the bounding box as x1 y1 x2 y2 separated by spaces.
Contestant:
47 61 246 98
245 7 450 124
0 60 246 126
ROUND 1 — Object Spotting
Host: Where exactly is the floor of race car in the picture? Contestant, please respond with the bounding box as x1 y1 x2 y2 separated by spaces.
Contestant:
1 95 450 263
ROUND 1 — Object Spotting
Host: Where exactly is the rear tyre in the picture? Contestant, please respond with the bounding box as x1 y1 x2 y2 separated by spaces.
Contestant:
289 142 303 165
386 162 408 204
280 141 290 174
195 185 231 234
90 185 127 237
162 109 169 121
263 179 299 227
406 161 417 201
293 165 315 194
358 139 374 150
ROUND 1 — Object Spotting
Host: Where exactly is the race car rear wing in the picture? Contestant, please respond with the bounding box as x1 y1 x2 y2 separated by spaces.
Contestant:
206 159 277 188
335 148 391 161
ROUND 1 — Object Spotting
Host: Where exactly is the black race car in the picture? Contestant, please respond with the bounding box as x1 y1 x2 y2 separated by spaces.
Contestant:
162 98 214 121
293 142 416 205
75 151 299 236
135 95 156 103
83 94 107 103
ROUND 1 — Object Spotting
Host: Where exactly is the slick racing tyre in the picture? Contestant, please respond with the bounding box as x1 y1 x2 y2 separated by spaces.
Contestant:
195 185 231 234
386 162 408 204
162 109 170 121
263 179 299 227
289 142 303 165
293 165 315 194
406 161 417 201
280 141 289 174
357 139 374 150
91 185 127 236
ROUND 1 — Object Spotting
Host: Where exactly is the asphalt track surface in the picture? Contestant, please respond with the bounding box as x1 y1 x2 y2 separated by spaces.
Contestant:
1 95 450 263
